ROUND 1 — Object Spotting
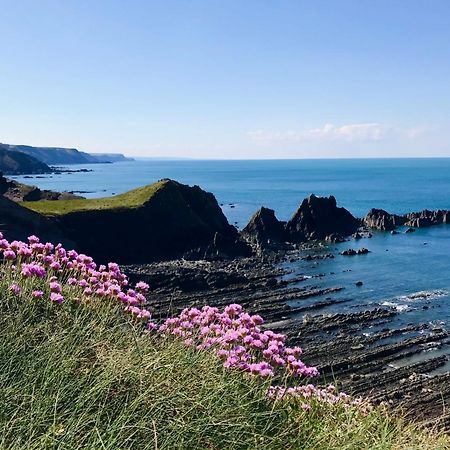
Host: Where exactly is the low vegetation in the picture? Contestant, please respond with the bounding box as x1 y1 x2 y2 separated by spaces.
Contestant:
0 234 448 449
22 181 167 215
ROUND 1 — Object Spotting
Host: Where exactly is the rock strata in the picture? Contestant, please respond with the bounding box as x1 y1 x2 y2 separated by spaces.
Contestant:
364 207 450 231
363 208 404 231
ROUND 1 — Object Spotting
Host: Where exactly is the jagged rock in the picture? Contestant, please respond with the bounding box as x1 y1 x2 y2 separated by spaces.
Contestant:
341 248 370 256
363 208 405 231
404 209 450 228
341 249 357 256
285 194 359 242
241 207 286 248
365 207 450 231
203 232 252 260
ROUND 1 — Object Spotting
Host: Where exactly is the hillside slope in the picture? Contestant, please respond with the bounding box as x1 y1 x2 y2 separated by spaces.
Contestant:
0 147 52 175
1 143 103 165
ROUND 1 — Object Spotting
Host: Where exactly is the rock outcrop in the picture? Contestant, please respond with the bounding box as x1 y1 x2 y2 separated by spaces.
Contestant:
285 194 359 242
0 173 83 202
364 208 450 231
241 207 286 248
404 209 450 228
0 196 73 245
363 208 405 231
25 179 252 264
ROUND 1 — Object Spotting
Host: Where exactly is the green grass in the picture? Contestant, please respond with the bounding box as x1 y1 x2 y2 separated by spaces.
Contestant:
1 287 449 449
22 180 167 216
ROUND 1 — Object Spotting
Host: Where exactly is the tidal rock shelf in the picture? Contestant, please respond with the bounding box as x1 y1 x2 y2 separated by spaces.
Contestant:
125 256 450 426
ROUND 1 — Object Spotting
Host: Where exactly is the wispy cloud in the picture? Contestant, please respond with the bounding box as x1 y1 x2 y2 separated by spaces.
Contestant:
248 123 425 145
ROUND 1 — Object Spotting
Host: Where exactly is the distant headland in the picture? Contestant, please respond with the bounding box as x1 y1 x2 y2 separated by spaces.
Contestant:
0 142 133 175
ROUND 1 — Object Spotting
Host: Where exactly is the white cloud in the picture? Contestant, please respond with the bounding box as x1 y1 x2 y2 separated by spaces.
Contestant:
248 123 424 145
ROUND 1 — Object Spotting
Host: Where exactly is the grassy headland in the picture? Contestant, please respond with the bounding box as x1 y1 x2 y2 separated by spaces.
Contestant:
22 181 167 215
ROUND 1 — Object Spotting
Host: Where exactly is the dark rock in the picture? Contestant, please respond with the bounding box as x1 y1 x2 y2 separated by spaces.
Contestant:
0 172 84 202
241 207 286 248
355 281 364 286
45 180 252 264
363 208 405 231
341 249 357 256
0 196 73 246
203 232 252 261
325 233 346 243
404 209 450 228
391 230 399 235
286 194 359 242
341 248 370 256
405 227 416 233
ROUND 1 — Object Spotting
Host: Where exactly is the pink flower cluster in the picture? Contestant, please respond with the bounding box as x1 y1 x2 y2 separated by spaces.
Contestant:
158 303 319 379
0 233 152 322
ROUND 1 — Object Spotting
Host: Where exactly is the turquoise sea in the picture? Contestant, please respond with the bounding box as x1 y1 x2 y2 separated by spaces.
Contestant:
11 158 450 349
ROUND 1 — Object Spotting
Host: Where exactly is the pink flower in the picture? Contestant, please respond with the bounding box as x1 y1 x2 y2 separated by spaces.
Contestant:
49 281 61 293
50 292 64 304
4 250 16 260
135 281 149 293
32 290 44 299
9 283 21 295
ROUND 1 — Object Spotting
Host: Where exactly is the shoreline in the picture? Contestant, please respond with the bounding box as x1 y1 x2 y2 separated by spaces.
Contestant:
124 251 450 425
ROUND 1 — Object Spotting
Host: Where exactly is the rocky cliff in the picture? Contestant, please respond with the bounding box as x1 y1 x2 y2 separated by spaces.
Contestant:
1 143 134 165
24 180 251 263
0 147 52 175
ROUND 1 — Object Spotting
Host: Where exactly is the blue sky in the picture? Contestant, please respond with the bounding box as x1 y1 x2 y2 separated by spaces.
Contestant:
1 0 450 158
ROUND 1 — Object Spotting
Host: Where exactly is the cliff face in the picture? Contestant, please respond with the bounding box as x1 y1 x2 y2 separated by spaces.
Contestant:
25 180 250 263
0 147 52 175
0 196 73 245
2 143 134 165
1 143 102 165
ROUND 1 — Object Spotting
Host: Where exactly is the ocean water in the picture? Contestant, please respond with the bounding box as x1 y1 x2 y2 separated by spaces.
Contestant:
11 158 450 332
12 158 450 228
